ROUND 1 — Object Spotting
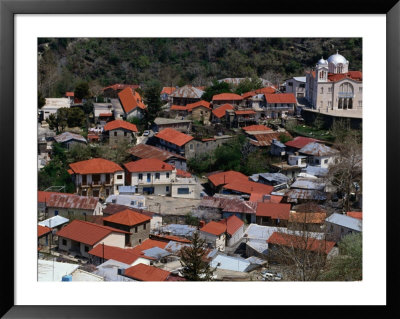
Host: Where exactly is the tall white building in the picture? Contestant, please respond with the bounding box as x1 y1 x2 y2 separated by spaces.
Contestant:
305 52 362 112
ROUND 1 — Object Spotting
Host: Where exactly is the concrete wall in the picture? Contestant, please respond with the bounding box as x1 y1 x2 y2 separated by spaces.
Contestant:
226 225 244 247
108 128 136 145
127 108 145 120
185 136 232 159
47 206 100 218
325 221 360 242
103 220 150 247
75 171 125 197
190 107 211 124
171 183 197 199
199 231 226 251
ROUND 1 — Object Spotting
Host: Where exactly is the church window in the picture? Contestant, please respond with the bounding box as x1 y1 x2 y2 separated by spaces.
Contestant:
320 87 324 94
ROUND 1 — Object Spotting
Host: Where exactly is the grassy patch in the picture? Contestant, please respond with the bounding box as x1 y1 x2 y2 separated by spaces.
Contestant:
291 125 335 142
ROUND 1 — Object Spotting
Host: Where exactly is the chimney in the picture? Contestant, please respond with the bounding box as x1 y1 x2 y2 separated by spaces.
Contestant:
199 220 206 228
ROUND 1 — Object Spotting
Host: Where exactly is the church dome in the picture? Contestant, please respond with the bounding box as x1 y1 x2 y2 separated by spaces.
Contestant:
317 57 328 65
327 52 348 65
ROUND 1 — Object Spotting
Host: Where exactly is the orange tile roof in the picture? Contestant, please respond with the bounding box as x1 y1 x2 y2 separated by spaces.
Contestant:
118 87 146 113
242 125 272 132
241 91 257 99
285 136 319 149
38 225 51 238
65 91 74 97
103 83 140 91
159 235 191 243
249 132 292 147
265 93 297 104
328 71 362 82
170 105 188 111
212 104 234 118
235 110 255 115
289 212 327 224
161 87 177 95
103 209 151 227
255 86 278 95
56 220 129 246
69 158 123 174
176 169 192 178
155 128 194 146
124 158 174 173
212 93 243 101
186 100 211 111
103 120 138 132
249 193 283 203
128 144 186 161
208 170 248 187
222 215 244 236
267 232 336 255
223 180 274 195
88 244 150 264
124 263 170 281
347 211 362 220
256 202 291 220
130 239 168 253
200 221 226 236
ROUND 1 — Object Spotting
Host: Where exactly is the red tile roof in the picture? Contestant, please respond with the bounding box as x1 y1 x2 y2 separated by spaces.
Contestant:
249 132 292 147
128 144 186 161
99 113 113 117
235 110 256 115
130 239 168 253
124 263 170 281
156 235 191 243
347 211 362 220
200 221 226 236
328 71 362 82
103 120 138 132
170 105 188 111
265 93 297 104
103 209 151 227
118 87 146 113
208 170 248 187
124 158 174 173
176 169 192 178
69 158 123 174
155 128 194 146
256 202 291 220
212 104 234 119
249 193 283 203
46 193 99 210
289 212 326 224
56 220 129 246
255 87 277 95
186 100 211 111
242 125 272 132
38 225 51 238
65 92 74 97
212 93 243 101
241 91 257 99
222 215 244 236
103 83 140 91
161 87 177 95
223 180 274 195
267 232 336 255
88 244 150 264
285 136 319 149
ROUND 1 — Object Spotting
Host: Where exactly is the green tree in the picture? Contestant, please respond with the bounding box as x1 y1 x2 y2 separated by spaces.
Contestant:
279 133 292 144
38 91 46 109
66 107 85 128
234 77 263 95
180 232 216 281
143 80 162 127
201 80 232 102
321 233 362 281
75 82 90 99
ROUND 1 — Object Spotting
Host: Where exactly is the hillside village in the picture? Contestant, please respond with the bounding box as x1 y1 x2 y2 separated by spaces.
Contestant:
37 50 362 282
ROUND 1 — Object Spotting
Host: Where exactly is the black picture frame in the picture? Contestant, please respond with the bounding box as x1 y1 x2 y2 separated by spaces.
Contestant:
1 0 398 317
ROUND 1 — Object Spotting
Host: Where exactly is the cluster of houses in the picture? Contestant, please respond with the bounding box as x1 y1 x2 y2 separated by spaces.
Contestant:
37 52 362 281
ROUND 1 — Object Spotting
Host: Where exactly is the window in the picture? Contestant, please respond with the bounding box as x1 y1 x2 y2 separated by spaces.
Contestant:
117 174 123 180
299 83 305 88
315 159 320 164
177 187 190 194
328 101 332 107
138 173 143 180
358 100 362 107
130 200 136 205
155 173 160 180
166 186 170 192
135 227 138 233
359 87 362 92
328 87 332 93
54 210 58 216
147 173 151 182
143 223 147 230
320 87 324 94
166 173 170 178
84 246 90 252
190 144 193 150
139 239 142 244
288 82 293 86
324 159 328 164
112 199 116 203
82 175 87 185
62 239 67 246
114 131 117 136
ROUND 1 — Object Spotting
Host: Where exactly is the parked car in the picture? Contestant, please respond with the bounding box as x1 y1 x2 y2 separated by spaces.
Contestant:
261 269 282 281
143 130 150 136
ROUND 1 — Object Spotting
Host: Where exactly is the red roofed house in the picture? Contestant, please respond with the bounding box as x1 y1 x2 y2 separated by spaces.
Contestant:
103 209 152 247
267 232 336 263
155 128 194 157
285 136 320 152
221 180 274 198
346 211 362 220
117 87 147 120
103 83 140 98
186 100 211 124
69 158 125 198
124 158 177 196
38 225 52 249
168 85 204 106
264 93 297 119
103 119 138 145
305 52 362 113
88 244 152 266
57 220 129 258
212 93 243 107
199 215 245 251
160 86 177 101
208 170 249 192
256 202 291 227
233 110 257 127
122 263 171 281
211 104 234 123
65 91 74 104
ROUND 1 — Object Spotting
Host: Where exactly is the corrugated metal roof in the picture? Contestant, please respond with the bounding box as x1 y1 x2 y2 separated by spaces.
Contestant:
47 194 99 210
38 215 69 228
128 144 186 161
142 247 171 259
302 166 329 177
325 213 362 232
246 240 269 255
259 173 290 184
245 256 267 265
299 142 339 157
210 254 251 272
94 259 134 282
54 132 87 144
164 241 190 254
169 85 204 99
159 224 196 237
284 189 327 202
291 178 326 191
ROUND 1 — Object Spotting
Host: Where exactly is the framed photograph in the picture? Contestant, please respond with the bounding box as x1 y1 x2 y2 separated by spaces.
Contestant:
1 0 398 317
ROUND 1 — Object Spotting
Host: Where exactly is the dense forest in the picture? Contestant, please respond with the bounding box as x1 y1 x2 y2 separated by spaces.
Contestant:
38 38 362 97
